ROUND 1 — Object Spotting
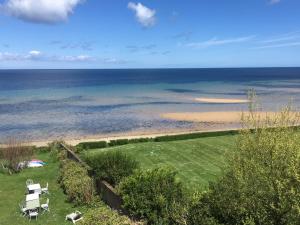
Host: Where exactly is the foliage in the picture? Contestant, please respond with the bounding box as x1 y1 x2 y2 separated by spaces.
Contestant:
76 138 153 152
119 167 188 225
0 138 33 174
59 160 95 205
48 141 64 161
85 150 139 187
108 139 130 147
77 203 136 225
187 192 222 225
153 130 237 142
190 99 300 225
76 141 107 152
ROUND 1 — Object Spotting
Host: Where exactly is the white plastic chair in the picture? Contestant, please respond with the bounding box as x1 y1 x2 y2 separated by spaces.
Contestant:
28 209 38 221
41 182 49 194
66 211 83 224
26 179 34 186
19 203 27 217
41 198 49 213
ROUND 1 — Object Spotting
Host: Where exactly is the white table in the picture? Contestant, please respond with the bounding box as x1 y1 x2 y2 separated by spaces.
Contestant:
27 183 41 194
26 193 40 210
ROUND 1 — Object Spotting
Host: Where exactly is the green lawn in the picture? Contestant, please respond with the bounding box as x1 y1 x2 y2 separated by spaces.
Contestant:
85 135 237 190
0 152 84 225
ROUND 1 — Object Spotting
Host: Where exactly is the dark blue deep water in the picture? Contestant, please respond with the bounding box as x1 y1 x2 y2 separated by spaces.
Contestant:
1 68 300 91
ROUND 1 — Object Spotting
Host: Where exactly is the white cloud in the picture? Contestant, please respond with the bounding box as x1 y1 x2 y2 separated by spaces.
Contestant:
269 0 281 5
186 36 255 48
1 0 84 24
254 42 300 49
56 55 95 62
0 51 127 64
0 50 43 60
128 2 156 27
260 32 300 44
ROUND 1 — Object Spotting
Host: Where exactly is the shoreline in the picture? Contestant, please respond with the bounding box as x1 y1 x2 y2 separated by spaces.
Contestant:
13 127 241 147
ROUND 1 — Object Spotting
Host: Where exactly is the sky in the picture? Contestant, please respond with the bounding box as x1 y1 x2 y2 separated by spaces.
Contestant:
0 0 299 69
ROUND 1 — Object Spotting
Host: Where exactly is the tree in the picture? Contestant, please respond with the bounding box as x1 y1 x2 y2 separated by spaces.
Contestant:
190 96 300 225
119 167 188 225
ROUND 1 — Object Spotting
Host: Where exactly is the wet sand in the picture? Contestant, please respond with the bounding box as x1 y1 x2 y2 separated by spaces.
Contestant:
195 98 250 104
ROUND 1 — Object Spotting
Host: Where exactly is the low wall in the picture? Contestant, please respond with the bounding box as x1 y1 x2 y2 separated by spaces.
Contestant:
60 142 128 215
96 180 127 214
60 143 91 170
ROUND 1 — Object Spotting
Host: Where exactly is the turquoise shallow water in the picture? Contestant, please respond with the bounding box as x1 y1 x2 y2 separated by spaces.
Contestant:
0 68 299 142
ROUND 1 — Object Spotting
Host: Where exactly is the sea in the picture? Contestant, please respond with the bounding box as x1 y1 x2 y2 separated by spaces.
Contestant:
0 68 300 143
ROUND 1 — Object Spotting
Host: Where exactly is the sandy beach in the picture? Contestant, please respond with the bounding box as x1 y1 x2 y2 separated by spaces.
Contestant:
21 127 238 147
162 111 244 123
195 98 250 104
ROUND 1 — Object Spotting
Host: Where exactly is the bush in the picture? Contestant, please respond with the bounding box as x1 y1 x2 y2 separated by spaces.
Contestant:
47 141 64 161
190 100 300 225
108 139 129 147
119 167 188 225
153 130 237 142
78 203 136 225
85 150 139 187
76 141 107 152
187 193 222 225
0 138 33 174
59 160 95 205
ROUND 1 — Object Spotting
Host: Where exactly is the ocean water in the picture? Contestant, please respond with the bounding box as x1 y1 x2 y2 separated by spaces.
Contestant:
0 68 300 142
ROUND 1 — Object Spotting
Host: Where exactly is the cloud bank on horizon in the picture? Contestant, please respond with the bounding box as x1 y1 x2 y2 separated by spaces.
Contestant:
1 0 84 23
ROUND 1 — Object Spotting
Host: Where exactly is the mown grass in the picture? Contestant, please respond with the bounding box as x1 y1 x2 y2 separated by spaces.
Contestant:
0 152 84 225
85 135 237 190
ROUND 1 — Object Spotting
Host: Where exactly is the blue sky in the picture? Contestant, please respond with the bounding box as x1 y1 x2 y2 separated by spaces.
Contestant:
0 0 299 68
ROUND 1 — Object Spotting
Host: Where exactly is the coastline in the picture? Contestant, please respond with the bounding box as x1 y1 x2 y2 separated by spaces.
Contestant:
19 127 241 147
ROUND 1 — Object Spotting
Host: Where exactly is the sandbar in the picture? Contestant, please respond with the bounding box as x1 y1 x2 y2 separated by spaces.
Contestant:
195 98 250 104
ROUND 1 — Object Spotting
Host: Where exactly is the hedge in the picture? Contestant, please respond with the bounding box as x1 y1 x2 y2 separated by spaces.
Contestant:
58 160 95 205
119 167 188 225
85 150 139 187
77 203 136 225
76 130 237 151
76 141 107 152
153 130 238 142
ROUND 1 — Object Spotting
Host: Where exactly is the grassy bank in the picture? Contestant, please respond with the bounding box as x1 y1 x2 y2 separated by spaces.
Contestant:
84 134 236 190
0 152 83 225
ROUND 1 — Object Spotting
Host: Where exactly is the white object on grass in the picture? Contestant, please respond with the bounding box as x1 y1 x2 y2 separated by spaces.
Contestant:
41 182 49 194
25 193 40 210
41 198 50 213
66 211 83 224
26 179 34 186
19 202 28 217
28 209 38 221
27 183 42 194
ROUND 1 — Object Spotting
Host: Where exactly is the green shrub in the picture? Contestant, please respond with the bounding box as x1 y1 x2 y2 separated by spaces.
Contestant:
47 141 64 161
187 193 222 225
85 150 139 187
76 141 107 152
154 130 237 142
59 160 95 205
119 167 188 225
108 139 129 147
78 203 135 225
190 104 300 225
